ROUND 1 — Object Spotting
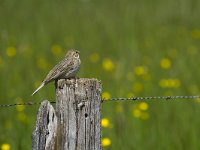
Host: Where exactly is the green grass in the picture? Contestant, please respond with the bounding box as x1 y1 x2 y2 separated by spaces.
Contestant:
0 0 200 149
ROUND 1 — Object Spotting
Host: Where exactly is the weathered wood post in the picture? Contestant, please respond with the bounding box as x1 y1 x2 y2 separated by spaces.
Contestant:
32 100 57 150
32 78 102 150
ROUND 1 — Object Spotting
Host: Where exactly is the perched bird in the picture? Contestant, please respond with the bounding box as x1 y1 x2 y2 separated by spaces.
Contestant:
32 50 81 96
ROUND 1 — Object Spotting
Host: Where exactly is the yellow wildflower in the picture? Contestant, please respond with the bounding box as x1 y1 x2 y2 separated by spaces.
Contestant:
102 92 111 100
175 79 181 88
134 66 147 76
89 53 99 63
196 98 200 103
159 79 180 88
127 92 134 98
101 118 110 128
102 138 111 147
132 109 141 118
15 97 25 112
191 29 200 39
1 143 10 150
51 45 62 56
133 82 143 93
169 79 180 88
159 79 168 88
102 58 114 71
16 105 25 112
160 58 171 69
138 102 148 111
6 46 16 57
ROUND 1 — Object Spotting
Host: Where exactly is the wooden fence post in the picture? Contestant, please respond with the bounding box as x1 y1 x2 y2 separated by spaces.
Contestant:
32 100 57 150
32 78 102 150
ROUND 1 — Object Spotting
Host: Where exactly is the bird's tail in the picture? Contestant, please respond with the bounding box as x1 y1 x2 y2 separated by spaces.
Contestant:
31 82 45 96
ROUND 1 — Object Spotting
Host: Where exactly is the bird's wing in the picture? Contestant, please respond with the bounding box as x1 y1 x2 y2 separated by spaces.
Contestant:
43 59 74 84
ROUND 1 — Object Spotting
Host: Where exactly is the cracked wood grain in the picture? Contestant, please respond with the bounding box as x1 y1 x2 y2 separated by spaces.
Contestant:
32 78 102 150
56 78 102 150
32 100 57 150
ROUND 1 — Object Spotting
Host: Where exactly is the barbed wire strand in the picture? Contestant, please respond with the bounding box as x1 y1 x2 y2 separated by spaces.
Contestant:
0 101 56 107
102 95 200 102
0 95 199 107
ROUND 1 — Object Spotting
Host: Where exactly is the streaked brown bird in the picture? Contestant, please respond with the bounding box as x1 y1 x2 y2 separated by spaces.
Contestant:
32 50 81 96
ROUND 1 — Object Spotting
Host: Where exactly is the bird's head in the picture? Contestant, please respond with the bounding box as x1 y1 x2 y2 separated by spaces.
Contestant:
65 50 80 59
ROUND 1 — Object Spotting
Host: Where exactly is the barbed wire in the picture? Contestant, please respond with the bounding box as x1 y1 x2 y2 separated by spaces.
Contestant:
0 101 56 107
103 95 200 101
0 95 199 107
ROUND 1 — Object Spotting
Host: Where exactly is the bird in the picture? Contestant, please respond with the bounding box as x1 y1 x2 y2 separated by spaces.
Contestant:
32 50 81 96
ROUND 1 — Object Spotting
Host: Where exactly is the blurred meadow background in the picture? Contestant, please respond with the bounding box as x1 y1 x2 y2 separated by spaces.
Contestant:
1 0 200 149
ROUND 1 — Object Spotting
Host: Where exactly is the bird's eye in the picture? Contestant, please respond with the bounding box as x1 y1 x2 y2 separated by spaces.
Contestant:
74 52 79 58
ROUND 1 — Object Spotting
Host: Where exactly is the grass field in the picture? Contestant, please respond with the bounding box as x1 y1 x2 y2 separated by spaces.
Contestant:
1 0 200 149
